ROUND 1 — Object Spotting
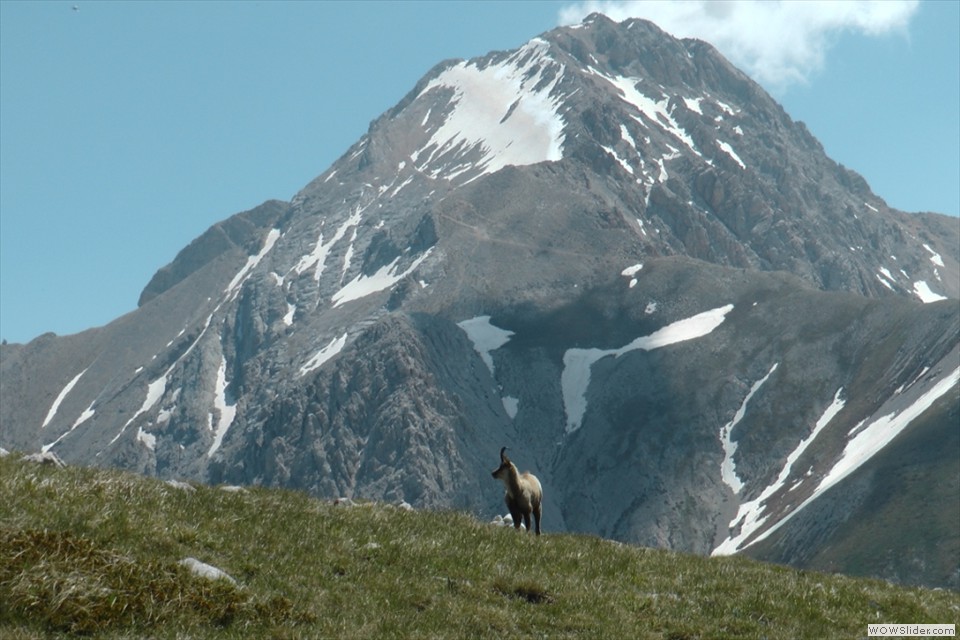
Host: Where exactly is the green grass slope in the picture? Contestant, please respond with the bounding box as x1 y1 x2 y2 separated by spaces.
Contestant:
2 454 957 639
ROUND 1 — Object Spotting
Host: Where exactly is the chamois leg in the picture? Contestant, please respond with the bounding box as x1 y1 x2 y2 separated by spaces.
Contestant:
522 512 532 533
533 504 542 536
509 504 523 530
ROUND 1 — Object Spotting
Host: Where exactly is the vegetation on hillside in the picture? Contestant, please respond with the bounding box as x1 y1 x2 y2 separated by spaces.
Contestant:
1 453 957 639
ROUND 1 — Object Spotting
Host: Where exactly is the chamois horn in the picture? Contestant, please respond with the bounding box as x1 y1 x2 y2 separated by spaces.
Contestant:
500 446 509 463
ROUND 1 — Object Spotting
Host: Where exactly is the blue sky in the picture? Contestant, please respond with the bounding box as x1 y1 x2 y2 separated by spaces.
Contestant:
1 1 957 344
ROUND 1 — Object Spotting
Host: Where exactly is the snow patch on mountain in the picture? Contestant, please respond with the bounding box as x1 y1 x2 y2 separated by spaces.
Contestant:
207 355 237 457
713 387 845 555
41 367 88 429
502 396 519 419
816 367 959 500
602 145 635 175
225 229 281 296
683 96 703 114
739 366 960 552
300 333 349 377
876 272 895 291
913 280 947 303
293 201 366 283
341 227 359 281
458 315 514 376
621 263 643 288
387 175 416 199
331 248 433 308
922 244 945 267
72 403 96 429
414 38 566 182
656 158 669 182
619 124 639 152
717 140 746 169
97 325 216 455
877 266 899 291
591 70 701 157
137 426 157 451
563 304 734 433
105 375 168 450
42 397 95 453
714 98 738 116
719 363 779 495
283 303 296 326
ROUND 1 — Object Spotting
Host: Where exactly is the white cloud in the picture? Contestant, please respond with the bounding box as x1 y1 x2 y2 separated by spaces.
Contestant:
558 1 918 92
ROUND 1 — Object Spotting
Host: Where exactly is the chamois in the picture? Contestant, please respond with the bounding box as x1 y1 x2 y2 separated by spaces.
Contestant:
491 447 542 535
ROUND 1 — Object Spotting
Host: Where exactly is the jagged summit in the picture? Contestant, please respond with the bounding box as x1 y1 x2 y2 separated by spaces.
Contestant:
296 13 956 303
2 15 957 589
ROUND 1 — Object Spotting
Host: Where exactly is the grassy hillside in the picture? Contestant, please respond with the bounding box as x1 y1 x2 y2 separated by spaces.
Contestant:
1 454 957 639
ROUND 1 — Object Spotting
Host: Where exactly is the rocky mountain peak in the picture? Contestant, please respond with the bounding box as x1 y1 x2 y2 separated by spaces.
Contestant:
288 15 956 304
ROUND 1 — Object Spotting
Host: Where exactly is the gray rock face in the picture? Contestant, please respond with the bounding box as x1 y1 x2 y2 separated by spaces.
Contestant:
2 13 957 588
212 313 508 513
138 200 290 306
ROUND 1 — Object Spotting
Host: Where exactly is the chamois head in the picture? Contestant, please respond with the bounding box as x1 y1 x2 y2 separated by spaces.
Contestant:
491 446 543 535
491 446 513 481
